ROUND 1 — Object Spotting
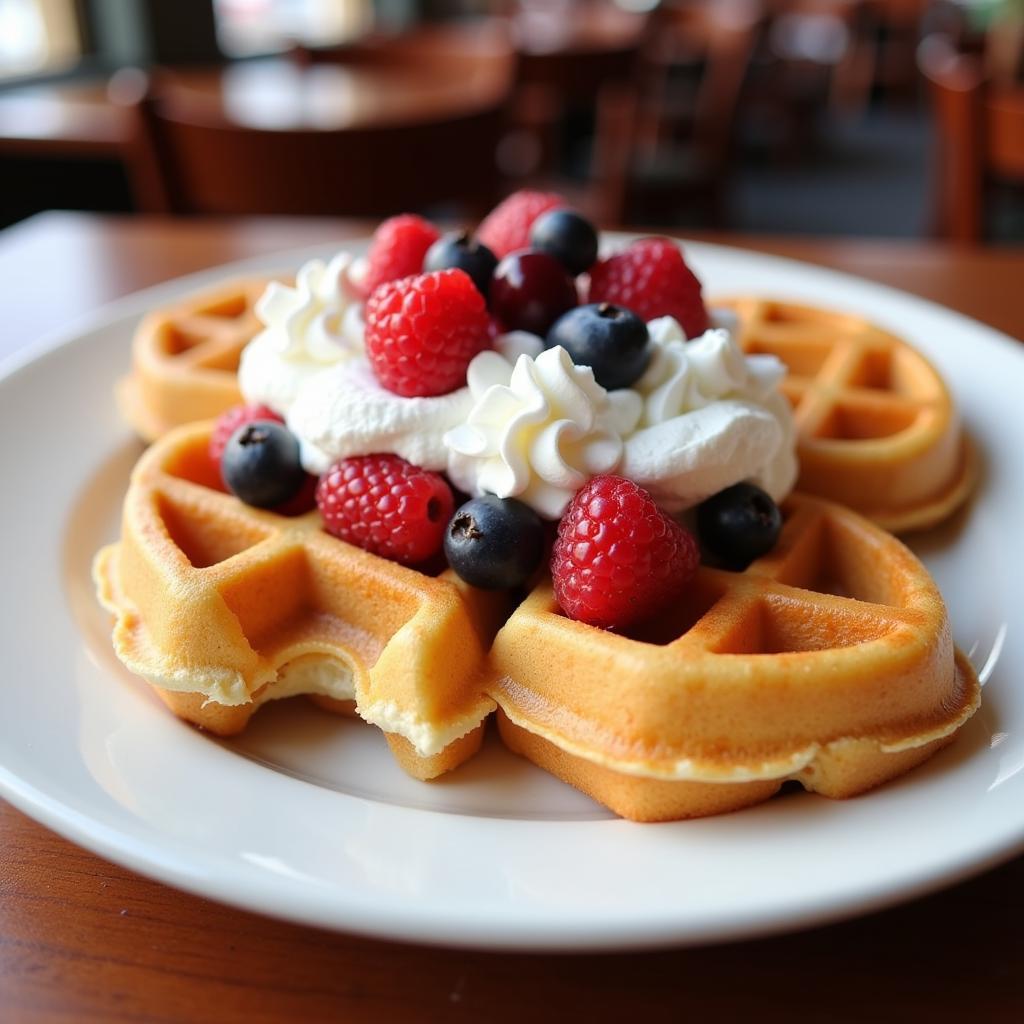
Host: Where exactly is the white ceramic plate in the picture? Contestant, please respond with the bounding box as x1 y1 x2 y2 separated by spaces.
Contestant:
0 238 1019 952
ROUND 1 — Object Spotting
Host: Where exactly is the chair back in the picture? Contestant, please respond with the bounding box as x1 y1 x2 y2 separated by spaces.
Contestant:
122 59 510 218
919 34 1024 242
591 1 761 225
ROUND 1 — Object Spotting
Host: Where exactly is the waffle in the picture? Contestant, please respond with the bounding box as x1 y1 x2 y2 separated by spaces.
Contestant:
117 278 277 443
93 421 508 780
720 298 976 532
487 493 980 821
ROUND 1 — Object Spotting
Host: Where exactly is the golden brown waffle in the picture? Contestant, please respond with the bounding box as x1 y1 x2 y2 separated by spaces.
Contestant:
117 278 277 443
93 421 508 780
720 298 976 532
487 493 980 821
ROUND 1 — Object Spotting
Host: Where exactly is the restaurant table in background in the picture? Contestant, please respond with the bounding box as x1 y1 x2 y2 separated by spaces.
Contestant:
1 213 1022 1023
0 53 511 160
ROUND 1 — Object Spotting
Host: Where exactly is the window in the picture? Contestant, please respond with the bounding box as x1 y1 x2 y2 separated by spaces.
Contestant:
213 0 374 57
0 0 82 79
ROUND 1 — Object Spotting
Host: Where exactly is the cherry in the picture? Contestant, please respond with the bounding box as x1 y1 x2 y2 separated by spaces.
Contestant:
489 250 578 336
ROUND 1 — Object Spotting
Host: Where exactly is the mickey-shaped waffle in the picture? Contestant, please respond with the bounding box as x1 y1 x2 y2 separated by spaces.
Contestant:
97 196 982 821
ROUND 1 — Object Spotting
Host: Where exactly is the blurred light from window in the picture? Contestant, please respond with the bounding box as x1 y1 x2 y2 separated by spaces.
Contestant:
0 0 80 78
613 0 659 11
214 0 373 57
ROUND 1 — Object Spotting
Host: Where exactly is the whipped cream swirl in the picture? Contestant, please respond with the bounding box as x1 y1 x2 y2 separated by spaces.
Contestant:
444 346 642 519
238 251 365 415
621 319 798 511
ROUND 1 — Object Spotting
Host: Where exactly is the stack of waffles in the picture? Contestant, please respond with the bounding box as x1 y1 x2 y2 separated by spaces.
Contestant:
97 220 980 822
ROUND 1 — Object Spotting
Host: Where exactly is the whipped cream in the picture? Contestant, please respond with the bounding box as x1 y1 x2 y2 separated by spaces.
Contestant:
238 251 365 415
286 331 544 475
445 346 642 519
621 320 798 511
287 358 472 474
443 316 796 518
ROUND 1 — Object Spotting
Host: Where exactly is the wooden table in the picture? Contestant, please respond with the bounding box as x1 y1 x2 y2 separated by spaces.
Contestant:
0 47 512 159
2 213 1023 1022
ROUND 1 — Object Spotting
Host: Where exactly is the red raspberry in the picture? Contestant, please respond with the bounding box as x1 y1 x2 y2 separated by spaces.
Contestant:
361 214 440 297
588 238 710 339
477 190 566 259
316 454 454 565
364 269 491 397
209 404 282 463
551 475 699 630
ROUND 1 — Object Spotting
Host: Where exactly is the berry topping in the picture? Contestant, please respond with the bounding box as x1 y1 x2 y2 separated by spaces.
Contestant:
588 238 710 339
362 214 440 297
697 482 783 571
364 268 491 397
551 475 699 629
477 190 566 259
423 231 498 299
529 208 599 276
316 454 454 565
210 403 284 465
221 420 306 509
490 250 578 336
444 495 545 589
273 472 319 517
545 302 650 391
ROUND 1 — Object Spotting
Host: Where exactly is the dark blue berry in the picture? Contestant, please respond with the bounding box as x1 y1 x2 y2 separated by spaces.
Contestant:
529 208 599 275
490 250 578 336
545 303 650 390
444 495 545 589
423 231 498 299
697 483 783 571
221 420 306 509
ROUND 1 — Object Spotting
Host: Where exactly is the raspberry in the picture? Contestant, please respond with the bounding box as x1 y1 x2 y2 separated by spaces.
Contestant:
361 214 440 297
551 475 699 629
364 269 491 397
588 238 710 339
476 190 566 260
316 454 454 565
209 404 283 463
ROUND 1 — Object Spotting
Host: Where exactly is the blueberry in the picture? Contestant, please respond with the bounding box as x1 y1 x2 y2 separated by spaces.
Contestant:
545 303 650 390
697 483 783 571
423 230 498 299
221 420 306 509
529 208 599 276
444 495 545 589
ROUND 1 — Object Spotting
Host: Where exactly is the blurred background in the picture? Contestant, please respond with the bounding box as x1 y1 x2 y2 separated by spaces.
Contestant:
0 0 1021 241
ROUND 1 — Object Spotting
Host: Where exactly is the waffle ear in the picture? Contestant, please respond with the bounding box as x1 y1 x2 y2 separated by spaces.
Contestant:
117 277 273 441
720 298 975 531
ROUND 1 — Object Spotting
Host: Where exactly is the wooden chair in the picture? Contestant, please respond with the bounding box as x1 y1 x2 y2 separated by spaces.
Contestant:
919 34 1024 243
119 60 510 218
503 2 645 178
867 0 929 102
767 0 876 112
589 0 762 227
